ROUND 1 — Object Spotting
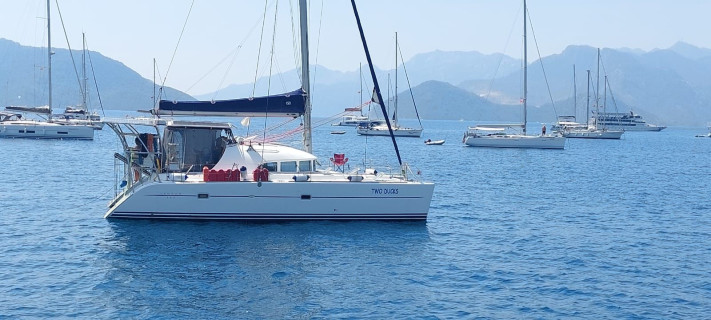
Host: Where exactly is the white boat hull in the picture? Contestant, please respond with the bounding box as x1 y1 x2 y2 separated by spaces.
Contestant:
0 121 94 139
464 134 565 149
357 126 422 137
563 130 623 139
599 125 665 132
106 178 434 220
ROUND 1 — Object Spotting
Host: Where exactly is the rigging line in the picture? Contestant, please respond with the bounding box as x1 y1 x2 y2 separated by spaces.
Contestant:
288 0 301 83
397 41 423 129
54 0 84 101
185 4 272 96
85 41 106 116
273 50 287 91
210 1 278 98
159 0 196 99
261 0 281 158
252 0 271 98
526 7 558 118
484 4 521 101
310 0 325 101
599 57 620 112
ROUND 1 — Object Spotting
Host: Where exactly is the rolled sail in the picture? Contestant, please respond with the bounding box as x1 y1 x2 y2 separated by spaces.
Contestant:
155 89 306 117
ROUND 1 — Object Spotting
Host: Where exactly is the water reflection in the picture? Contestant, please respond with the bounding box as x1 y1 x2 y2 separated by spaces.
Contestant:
95 220 430 318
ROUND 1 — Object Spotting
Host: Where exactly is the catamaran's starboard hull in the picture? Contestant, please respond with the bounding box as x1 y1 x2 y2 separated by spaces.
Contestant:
563 130 623 139
106 180 435 221
464 135 565 149
0 122 94 139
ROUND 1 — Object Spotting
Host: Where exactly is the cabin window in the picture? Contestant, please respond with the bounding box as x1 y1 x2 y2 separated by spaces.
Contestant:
263 162 277 172
298 160 312 172
280 161 297 172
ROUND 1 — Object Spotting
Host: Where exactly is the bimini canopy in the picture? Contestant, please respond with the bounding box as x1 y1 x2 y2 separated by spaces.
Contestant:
155 89 306 117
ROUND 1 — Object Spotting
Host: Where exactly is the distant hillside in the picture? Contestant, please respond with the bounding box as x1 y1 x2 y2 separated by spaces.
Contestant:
0 38 192 111
3 37 711 126
458 44 711 126
402 50 519 84
393 80 521 122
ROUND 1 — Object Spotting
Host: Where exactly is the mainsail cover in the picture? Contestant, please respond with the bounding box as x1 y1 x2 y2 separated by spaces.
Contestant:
155 89 306 117
5 105 52 115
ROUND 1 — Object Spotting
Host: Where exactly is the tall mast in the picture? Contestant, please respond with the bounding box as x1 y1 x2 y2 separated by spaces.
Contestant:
596 48 600 121
586 69 590 128
573 64 576 121
299 0 312 153
603 75 608 130
153 58 156 107
522 0 527 135
394 32 398 125
82 33 87 108
359 62 363 116
47 0 53 120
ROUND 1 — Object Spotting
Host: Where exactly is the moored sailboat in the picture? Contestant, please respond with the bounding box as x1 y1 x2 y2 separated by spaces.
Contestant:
0 0 94 140
357 33 423 138
463 0 565 149
555 62 623 139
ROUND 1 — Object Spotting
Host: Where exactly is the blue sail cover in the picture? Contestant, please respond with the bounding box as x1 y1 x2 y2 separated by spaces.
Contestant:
156 89 306 117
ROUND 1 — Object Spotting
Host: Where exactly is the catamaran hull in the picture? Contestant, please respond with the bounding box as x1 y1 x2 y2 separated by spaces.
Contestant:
106 180 435 221
464 135 565 149
357 127 422 137
0 122 94 139
563 130 623 139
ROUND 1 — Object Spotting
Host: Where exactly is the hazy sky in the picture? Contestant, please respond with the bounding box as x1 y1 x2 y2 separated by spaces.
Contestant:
0 0 709 95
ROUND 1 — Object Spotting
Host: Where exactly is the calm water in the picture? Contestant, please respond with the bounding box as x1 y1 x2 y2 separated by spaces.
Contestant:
0 116 709 319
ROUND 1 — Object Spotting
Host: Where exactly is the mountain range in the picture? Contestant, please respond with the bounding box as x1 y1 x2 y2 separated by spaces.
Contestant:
0 38 191 112
2 37 710 126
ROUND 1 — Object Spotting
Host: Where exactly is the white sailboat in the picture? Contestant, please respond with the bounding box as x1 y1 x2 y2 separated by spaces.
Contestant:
463 0 565 149
357 33 423 138
0 0 94 140
556 62 623 139
102 0 434 221
53 33 104 130
333 64 371 127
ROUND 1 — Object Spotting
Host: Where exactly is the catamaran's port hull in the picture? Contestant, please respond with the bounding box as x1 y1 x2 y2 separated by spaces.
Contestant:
106 180 434 221
464 136 565 149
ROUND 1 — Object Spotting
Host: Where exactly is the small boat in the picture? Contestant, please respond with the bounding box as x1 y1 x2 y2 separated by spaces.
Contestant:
424 139 445 145
331 130 346 135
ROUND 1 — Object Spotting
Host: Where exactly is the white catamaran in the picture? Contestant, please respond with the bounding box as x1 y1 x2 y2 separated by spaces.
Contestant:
0 0 94 140
103 0 434 220
463 0 565 149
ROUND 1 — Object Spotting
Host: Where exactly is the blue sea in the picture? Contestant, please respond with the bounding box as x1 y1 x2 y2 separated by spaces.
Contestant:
1 115 709 319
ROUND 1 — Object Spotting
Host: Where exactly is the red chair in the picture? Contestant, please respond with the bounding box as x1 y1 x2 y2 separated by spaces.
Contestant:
330 153 349 172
